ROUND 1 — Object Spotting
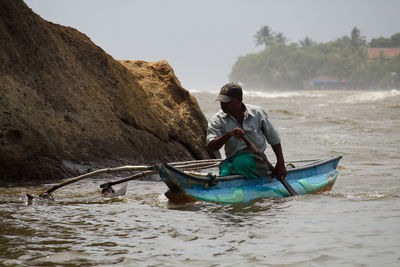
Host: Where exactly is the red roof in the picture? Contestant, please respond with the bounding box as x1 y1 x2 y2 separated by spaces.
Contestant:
368 48 400 59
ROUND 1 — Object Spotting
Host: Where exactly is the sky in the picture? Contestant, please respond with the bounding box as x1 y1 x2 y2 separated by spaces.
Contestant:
24 0 400 90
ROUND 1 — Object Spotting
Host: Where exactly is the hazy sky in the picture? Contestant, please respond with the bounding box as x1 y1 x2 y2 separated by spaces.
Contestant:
24 0 400 90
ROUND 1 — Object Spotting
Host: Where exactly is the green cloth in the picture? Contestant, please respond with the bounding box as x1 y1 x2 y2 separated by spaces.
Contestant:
219 149 270 179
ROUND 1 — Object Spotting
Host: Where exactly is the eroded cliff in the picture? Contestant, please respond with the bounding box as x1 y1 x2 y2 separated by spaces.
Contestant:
0 0 214 181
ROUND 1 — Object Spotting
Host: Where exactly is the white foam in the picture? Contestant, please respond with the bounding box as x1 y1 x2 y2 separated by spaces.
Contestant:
344 89 400 104
189 88 303 99
244 90 301 99
188 88 219 94
101 182 127 199
189 88 329 99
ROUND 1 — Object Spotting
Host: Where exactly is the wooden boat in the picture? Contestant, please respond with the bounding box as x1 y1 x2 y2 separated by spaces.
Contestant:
155 156 342 204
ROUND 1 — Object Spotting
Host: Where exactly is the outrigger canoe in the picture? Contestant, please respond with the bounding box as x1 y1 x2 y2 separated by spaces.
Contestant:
155 156 342 204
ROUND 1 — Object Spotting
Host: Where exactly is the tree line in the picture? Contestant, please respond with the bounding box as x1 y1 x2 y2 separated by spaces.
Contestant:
229 26 400 89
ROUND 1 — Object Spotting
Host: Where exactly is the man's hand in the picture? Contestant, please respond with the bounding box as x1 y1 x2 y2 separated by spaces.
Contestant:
229 127 245 139
207 127 245 152
274 161 287 181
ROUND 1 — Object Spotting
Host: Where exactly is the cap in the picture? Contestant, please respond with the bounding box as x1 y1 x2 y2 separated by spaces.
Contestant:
215 82 243 102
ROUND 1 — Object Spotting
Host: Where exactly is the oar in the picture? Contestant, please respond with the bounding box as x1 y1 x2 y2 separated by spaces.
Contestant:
242 135 297 196
169 159 222 165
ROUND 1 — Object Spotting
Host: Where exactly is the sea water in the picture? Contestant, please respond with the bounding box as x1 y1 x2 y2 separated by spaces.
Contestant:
1 89 399 266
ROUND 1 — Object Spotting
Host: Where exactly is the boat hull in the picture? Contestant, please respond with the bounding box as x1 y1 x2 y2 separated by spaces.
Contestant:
156 156 342 204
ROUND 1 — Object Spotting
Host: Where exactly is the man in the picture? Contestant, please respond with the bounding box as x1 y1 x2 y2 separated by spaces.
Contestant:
206 82 287 180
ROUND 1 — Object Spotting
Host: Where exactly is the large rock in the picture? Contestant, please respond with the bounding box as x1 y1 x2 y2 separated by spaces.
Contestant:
0 0 216 182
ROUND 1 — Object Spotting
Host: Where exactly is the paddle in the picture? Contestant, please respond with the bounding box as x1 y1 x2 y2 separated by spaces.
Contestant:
241 135 297 196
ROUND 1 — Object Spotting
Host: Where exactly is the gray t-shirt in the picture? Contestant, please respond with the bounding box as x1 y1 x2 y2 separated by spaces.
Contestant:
206 104 281 158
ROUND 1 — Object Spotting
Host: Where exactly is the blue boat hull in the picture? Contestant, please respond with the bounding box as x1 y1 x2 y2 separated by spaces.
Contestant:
156 156 342 204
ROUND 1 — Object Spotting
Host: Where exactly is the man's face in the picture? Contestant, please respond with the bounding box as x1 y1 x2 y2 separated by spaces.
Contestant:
220 98 241 114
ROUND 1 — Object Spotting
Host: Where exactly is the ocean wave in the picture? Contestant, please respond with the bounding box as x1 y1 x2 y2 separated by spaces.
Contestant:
188 88 319 99
190 88 400 103
188 88 219 94
343 89 400 104
327 191 398 200
188 87 336 99
243 90 301 99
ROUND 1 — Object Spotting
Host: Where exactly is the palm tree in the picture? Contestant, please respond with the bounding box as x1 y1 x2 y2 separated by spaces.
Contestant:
348 27 367 68
390 32 400 47
350 27 366 49
274 32 287 45
254 25 274 48
299 36 315 48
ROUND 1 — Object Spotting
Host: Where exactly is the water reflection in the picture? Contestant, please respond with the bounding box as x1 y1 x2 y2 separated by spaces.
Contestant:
163 196 295 229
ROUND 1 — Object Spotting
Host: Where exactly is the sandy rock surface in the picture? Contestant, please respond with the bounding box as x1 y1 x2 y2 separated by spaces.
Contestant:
0 0 216 181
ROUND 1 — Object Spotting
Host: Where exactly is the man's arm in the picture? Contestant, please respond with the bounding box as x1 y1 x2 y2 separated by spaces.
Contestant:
271 143 287 180
207 128 244 153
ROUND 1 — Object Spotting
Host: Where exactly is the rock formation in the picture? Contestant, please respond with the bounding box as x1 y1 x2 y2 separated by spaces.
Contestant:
0 0 215 182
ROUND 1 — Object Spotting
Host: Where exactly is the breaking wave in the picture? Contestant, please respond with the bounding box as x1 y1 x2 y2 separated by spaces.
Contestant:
327 191 399 200
189 88 400 103
189 88 329 99
188 88 219 94
343 89 400 104
244 90 301 99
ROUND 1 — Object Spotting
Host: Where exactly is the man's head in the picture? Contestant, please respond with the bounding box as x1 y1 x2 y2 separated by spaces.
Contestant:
216 82 244 115
216 82 243 103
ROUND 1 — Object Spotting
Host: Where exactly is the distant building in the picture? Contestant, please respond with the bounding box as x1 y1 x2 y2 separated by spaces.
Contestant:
311 75 350 89
368 48 400 59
